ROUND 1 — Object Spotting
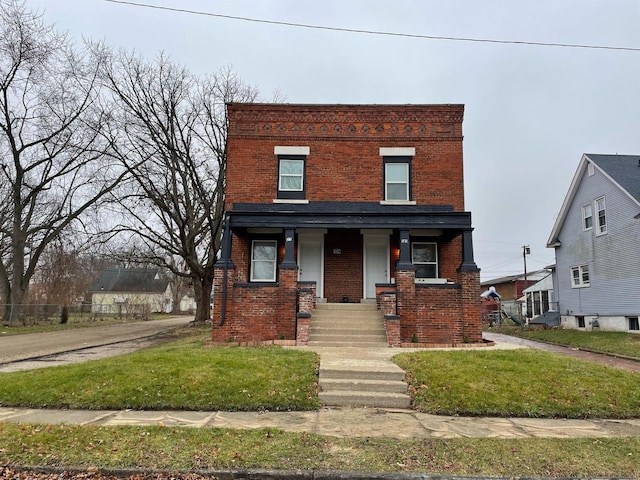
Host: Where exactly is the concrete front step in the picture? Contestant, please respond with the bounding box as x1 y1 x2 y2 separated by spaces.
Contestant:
309 341 388 348
319 366 405 382
319 391 411 409
315 303 377 310
312 303 411 409
309 333 386 341
320 378 408 393
310 327 385 335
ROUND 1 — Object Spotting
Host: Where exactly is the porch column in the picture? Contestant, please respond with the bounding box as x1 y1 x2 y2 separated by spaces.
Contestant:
460 229 479 271
280 227 297 269
396 229 414 270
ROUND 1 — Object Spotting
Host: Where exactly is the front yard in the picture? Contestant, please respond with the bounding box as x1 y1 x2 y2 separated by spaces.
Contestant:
0 326 639 476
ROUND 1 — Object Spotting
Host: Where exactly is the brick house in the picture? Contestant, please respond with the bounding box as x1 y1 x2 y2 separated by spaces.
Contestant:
212 103 482 346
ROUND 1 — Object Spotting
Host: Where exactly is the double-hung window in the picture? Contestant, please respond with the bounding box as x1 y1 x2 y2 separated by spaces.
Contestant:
275 146 309 200
278 157 305 199
571 264 589 288
412 242 438 279
385 161 410 201
380 148 414 202
582 204 593 230
251 240 277 282
595 196 607 235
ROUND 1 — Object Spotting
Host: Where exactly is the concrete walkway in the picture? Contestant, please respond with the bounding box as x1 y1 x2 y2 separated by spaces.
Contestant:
2 405 640 439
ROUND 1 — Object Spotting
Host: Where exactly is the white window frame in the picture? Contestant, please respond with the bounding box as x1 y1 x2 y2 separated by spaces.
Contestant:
582 204 593 231
250 240 277 282
411 242 438 279
571 264 590 288
278 158 304 192
385 162 409 201
588 163 595 176
595 196 607 235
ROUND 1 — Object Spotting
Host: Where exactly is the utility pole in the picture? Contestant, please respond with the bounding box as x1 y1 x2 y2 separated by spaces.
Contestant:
522 245 530 324
522 245 530 285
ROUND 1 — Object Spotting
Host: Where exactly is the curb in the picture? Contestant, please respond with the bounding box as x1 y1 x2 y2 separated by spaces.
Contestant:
10 466 633 480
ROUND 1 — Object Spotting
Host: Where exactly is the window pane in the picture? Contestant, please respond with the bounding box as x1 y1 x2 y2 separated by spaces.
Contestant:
386 163 408 182
253 242 276 261
252 261 274 281
413 244 436 262
582 265 589 284
251 241 276 281
583 204 592 229
596 197 606 233
415 264 436 278
279 159 304 192
386 184 407 200
280 176 302 191
572 268 580 285
280 159 303 175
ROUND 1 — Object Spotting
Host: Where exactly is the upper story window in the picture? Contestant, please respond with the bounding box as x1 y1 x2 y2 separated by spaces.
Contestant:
274 146 309 200
380 147 415 203
412 242 438 278
588 163 595 176
385 161 410 200
582 204 593 230
250 240 277 282
595 196 607 235
571 264 589 288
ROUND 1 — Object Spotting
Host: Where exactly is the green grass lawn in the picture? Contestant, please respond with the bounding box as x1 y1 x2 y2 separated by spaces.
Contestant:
394 349 640 418
1 423 639 477
1 327 640 476
492 326 640 358
0 332 320 411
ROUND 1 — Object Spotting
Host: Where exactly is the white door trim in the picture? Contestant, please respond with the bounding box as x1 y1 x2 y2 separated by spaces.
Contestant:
297 231 325 299
362 233 390 300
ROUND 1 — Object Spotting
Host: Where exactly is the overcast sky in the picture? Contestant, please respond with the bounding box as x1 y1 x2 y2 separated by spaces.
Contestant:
25 0 640 281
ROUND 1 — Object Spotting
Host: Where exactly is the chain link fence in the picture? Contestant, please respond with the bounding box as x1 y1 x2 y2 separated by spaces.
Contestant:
1 303 150 326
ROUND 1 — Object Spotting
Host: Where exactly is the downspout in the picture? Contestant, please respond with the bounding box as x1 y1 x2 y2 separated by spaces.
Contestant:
219 213 231 326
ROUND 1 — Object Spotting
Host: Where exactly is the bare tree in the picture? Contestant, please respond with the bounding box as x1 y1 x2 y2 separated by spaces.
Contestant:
0 1 126 321
99 51 259 324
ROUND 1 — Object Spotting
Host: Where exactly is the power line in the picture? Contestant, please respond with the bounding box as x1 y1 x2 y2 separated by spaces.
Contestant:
103 0 640 53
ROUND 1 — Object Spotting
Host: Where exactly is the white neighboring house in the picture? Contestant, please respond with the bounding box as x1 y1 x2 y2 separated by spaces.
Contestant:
91 269 172 315
547 153 640 332
179 292 197 314
522 272 559 326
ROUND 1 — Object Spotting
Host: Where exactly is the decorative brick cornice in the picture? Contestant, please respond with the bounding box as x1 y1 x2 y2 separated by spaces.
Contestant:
228 103 464 140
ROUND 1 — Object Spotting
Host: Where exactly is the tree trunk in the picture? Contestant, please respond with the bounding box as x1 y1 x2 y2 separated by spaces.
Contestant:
192 274 214 325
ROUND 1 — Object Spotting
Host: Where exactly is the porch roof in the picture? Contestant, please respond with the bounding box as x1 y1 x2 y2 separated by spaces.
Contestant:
227 202 473 230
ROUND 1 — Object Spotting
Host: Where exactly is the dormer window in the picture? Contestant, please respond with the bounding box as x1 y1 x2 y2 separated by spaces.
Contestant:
275 146 309 200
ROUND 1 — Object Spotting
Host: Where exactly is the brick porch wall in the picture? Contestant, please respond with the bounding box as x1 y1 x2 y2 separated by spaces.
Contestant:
394 267 481 344
211 266 298 343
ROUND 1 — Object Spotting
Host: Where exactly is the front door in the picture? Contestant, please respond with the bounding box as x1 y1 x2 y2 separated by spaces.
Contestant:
363 236 389 299
298 236 324 299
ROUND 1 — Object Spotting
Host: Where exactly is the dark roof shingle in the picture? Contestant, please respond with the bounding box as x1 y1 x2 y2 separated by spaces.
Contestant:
91 269 169 293
586 154 640 202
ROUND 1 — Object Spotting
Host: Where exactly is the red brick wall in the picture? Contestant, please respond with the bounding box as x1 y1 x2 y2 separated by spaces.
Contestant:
225 104 465 211
413 286 464 344
324 230 363 303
